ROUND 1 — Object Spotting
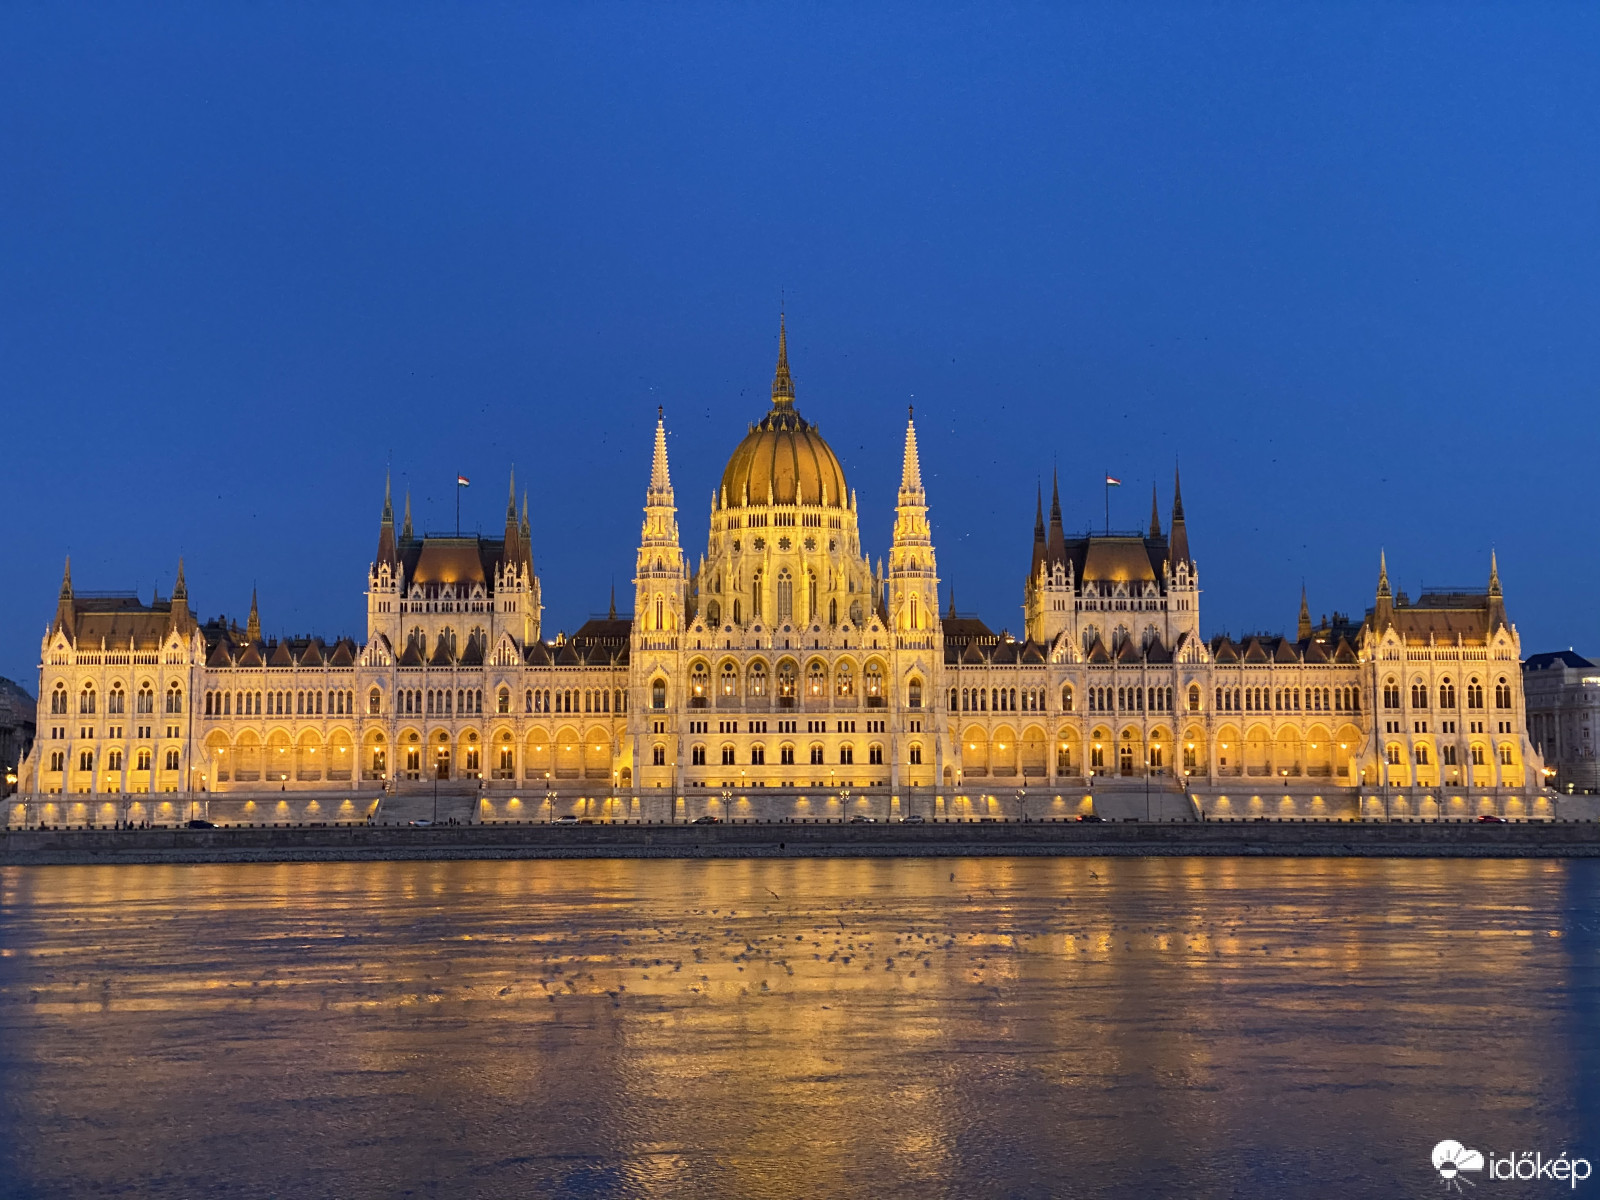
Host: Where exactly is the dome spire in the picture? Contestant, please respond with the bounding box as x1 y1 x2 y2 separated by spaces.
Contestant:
771 313 794 408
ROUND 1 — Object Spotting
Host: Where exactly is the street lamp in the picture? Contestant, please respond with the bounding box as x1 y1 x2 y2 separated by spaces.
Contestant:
1018 787 1027 823
544 771 553 823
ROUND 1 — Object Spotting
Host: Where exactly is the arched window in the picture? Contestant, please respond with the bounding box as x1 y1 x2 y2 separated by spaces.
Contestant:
1466 678 1484 709
776 659 798 701
79 684 96 715
137 683 155 714
1415 745 1429 765
652 744 666 766
651 679 666 710
810 743 825 765
1411 682 1428 708
807 660 826 697
1471 743 1486 766
807 572 818 623
1498 743 1513 765
1386 743 1402 766
1062 684 1074 712
720 661 738 697
1382 679 1401 709
748 660 768 697
1494 678 1511 709
706 599 722 626
1188 685 1201 712
864 662 884 703
1439 678 1456 709
692 744 706 766
908 678 923 709
690 661 710 702
835 662 855 699
497 688 510 714
776 569 793 624
51 683 67 714
166 683 183 714
370 688 382 716
109 684 125 715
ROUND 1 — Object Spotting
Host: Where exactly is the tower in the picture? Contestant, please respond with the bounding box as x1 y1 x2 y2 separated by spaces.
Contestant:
367 473 403 644
887 407 939 650
495 469 541 646
631 408 688 792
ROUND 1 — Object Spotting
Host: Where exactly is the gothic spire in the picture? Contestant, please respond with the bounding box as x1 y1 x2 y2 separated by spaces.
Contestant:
1377 549 1391 597
771 315 795 408
53 556 74 638
1030 484 1046 579
401 490 413 541
947 585 957 620
377 474 398 567
246 588 261 643
650 406 673 500
899 405 924 495
1488 550 1507 631
503 467 521 568
1373 551 1393 632
1297 584 1312 641
1149 484 1162 539
1488 549 1501 597
1045 471 1066 568
1169 465 1191 566
169 557 193 634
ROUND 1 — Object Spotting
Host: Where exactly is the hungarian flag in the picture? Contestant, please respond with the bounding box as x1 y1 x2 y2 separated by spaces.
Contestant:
1105 475 1121 486
457 474 470 487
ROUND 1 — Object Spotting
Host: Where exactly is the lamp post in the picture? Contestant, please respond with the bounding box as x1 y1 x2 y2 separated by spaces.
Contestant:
544 771 553 824
1018 787 1027 823
433 766 440 824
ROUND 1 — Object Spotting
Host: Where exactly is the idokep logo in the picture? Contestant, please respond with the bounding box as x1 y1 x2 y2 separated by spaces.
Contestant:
1431 1140 1593 1190
1433 1142 1485 1191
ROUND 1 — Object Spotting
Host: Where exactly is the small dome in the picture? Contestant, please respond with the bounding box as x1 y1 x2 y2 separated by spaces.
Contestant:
719 321 848 509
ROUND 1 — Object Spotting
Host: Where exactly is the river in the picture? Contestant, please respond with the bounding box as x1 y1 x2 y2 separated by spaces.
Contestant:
1 857 1596 1198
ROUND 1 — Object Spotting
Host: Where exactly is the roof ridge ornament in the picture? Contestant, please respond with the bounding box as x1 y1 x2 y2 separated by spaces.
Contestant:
771 313 795 409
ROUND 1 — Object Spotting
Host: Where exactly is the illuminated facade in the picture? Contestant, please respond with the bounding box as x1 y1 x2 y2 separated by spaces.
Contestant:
14 322 1554 821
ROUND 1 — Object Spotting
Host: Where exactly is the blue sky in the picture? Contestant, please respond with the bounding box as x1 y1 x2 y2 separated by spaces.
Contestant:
2 4 1597 686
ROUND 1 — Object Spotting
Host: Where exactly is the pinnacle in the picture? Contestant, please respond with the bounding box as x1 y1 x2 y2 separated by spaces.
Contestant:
650 410 673 495
899 410 923 493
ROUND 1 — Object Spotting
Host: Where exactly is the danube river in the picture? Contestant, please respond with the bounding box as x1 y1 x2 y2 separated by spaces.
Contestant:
1 857 1596 1198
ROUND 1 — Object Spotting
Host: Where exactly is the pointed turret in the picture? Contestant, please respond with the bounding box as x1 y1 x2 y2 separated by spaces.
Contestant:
947 586 957 620
1168 465 1191 566
1149 485 1162 539
1487 550 1507 631
1373 551 1393 632
1297 585 1312 641
245 588 262 643
376 473 398 567
520 494 534 571
771 315 795 408
888 406 938 640
899 404 923 495
609 583 617 621
649 406 673 504
401 490 413 542
52 556 74 639
502 468 522 570
1045 472 1067 568
1029 485 1046 579
168 557 194 635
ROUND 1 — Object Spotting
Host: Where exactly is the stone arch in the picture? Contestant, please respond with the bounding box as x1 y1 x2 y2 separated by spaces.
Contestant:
265 728 292 785
717 657 741 699
1055 725 1082 776
1020 723 1048 777
327 727 354 781
1181 724 1206 777
525 726 553 780
746 657 769 699
1147 724 1172 773
203 730 232 785
1244 724 1272 777
362 727 388 781
961 723 989 777
991 724 1018 777
1272 726 1302 778
1117 725 1144 776
1333 723 1362 781
1305 724 1333 777
1215 723 1242 776
554 725 582 779
805 657 829 701
584 726 612 779
1089 726 1113 775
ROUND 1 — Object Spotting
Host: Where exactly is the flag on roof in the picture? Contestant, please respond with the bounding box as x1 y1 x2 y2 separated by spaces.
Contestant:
1105 475 1121 486
457 474 470 487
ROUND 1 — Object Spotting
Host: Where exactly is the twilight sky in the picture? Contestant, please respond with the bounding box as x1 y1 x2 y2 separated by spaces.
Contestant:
2 5 1598 688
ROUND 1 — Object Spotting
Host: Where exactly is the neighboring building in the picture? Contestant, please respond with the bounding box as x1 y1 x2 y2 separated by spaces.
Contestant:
0 676 36 789
1524 651 1600 794
11 320 1553 822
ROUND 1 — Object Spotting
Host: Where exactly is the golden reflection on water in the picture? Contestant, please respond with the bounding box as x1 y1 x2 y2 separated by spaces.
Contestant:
0 856 1589 1199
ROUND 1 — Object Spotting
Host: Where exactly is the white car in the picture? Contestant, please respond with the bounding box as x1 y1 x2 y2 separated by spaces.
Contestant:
408 819 434 828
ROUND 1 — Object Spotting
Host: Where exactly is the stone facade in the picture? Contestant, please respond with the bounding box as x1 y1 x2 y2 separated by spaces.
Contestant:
11 322 1561 825
1524 651 1600 794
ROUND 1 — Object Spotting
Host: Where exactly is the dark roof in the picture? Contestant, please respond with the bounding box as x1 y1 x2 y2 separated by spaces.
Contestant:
1526 650 1596 671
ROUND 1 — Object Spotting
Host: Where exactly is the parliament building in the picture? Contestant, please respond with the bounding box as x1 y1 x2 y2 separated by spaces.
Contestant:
13 323 1558 824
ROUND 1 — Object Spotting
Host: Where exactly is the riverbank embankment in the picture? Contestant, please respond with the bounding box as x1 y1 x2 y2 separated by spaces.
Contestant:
5 819 1600 866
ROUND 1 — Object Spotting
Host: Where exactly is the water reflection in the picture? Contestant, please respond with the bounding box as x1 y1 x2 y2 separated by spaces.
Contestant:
0 857 1591 1198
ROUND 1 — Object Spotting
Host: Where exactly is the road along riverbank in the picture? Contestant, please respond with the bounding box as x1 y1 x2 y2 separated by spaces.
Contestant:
4 819 1600 866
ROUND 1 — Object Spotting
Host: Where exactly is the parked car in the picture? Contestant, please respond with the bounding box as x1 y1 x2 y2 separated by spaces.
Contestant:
848 815 877 824
408 819 434 827
1076 813 1105 823
552 814 580 825
900 814 925 824
1476 813 1508 824
185 818 216 829
691 815 722 825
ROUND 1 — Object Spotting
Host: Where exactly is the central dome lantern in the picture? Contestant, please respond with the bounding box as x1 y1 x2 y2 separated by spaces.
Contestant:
718 318 849 509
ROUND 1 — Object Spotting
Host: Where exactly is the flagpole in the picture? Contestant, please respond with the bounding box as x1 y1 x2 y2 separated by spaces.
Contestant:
456 476 461 536
1104 470 1109 536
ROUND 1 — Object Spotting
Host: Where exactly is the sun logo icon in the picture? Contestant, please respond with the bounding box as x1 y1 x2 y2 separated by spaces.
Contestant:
1432 1140 1485 1191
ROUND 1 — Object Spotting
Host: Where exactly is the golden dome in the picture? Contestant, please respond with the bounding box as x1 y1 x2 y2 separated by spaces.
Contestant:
719 320 849 509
